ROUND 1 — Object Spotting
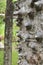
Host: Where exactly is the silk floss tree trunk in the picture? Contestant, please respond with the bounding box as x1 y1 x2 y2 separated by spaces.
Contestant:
14 0 43 65
4 0 14 65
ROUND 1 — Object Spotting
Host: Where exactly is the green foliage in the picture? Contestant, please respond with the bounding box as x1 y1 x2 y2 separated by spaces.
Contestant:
0 16 4 24
0 0 17 13
13 19 19 37
0 51 4 65
13 0 18 2
12 50 18 65
0 17 5 36
0 0 6 13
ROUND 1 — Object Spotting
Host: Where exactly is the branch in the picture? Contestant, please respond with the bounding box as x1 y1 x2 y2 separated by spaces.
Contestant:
0 14 5 16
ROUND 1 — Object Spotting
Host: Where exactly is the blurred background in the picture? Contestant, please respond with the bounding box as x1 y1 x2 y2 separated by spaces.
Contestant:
0 0 19 65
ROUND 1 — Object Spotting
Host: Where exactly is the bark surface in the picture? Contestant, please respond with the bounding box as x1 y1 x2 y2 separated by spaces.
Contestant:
4 0 14 65
14 0 43 65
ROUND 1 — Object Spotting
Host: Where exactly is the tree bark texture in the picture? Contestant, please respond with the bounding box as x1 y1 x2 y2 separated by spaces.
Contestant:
14 0 43 65
4 0 14 65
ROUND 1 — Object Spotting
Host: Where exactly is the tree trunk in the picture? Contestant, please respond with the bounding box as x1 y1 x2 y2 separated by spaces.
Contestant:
4 0 14 65
14 0 43 65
